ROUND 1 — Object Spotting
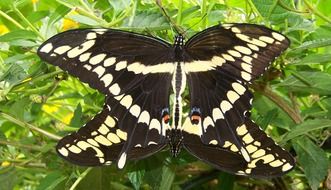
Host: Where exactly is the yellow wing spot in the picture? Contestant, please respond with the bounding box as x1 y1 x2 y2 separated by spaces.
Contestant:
282 163 293 171
241 71 251 81
87 138 99 147
94 135 113 146
272 32 286 41
259 36 275 44
231 27 241 33
222 53 235 62
253 141 261 146
107 133 121 143
98 124 110 135
223 141 232 148
116 129 127 140
236 124 248 136
209 140 218 145
230 144 239 152
58 147 69 157
260 154 275 164
77 141 104 157
242 133 254 144
246 144 257 153
182 118 202 136
234 46 252 55
242 56 253 64
228 50 241 57
99 158 105 164
104 116 116 127
251 149 266 158
245 168 252 174
269 160 283 167
68 145 82 154
247 43 259 51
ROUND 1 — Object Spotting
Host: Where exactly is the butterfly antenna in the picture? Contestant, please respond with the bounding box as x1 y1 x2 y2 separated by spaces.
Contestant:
156 0 185 36
182 13 208 36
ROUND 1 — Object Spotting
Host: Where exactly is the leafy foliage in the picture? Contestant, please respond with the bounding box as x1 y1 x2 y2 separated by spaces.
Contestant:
0 0 330 189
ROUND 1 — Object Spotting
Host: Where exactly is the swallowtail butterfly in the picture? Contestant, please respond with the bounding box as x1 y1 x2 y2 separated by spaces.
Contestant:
38 23 295 178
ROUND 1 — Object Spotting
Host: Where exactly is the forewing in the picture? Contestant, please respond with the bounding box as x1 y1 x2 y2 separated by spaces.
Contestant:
38 29 174 96
184 23 289 82
182 118 295 178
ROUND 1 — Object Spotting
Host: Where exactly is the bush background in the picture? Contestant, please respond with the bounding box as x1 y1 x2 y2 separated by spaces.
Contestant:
0 0 331 189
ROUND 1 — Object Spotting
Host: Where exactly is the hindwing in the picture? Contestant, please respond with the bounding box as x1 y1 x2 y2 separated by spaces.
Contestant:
182 117 295 178
57 72 172 168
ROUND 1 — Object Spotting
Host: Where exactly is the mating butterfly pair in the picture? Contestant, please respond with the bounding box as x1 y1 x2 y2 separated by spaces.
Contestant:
38 23 295 178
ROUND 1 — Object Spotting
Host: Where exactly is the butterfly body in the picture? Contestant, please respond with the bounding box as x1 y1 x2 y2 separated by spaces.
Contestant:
38 23 295 178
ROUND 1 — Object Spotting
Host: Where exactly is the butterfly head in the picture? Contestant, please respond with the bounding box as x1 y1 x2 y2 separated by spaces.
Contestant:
167 129 183 157
174 34 184 47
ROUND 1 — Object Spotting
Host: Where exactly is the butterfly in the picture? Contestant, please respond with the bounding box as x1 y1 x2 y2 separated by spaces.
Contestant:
37 23 295 178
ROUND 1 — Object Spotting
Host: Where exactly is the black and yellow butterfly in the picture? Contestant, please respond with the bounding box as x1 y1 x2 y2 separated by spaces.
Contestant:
38 23 295 178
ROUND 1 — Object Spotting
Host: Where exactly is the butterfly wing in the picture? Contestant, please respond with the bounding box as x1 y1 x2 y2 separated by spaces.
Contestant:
38 29 174 96
183 23 289 82
57 72 171 168
182 23 293 177
39 29 174 168
182 118 295 178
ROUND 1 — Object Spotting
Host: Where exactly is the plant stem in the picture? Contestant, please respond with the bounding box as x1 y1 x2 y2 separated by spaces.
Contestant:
56 0 107 26
69 168 92 190
303 0 331 24
278 0 309 13
12 6 44 40
0 112 61 140
252 83 302 124
201 0 207 28
0 10 24 29
11 70 63 92
0 140 43 151
177 0 183 25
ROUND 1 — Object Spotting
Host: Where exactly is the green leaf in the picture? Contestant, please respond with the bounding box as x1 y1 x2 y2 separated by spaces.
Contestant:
69 103 83 128
27 10 50 23
128 169 145 190
218 172 235 190
283 119 331 141
48 5 71 25
123 12 169 30
9 97 30 120
257 108 279 130
277 71 331 95
8 39 37 47
4 54 35 64
293 137 328 190
0 30 37 42
0 167 17 190
69 15 99 26
292 54 331 65
36 171 66 190
252 0 301 24
158 166 175 190
291 38 331 52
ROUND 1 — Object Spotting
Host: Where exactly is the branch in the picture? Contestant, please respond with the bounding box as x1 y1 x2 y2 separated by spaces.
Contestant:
0 112 61 140
252 83 302 124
